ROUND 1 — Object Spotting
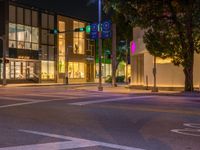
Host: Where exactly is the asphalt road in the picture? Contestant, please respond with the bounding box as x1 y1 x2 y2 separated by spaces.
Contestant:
0 86 199 150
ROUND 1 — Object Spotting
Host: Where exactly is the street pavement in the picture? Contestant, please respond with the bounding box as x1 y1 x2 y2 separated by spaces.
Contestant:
0 85 199 150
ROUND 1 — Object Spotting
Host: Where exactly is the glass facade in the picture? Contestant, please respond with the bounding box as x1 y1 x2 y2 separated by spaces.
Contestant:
9 23 39 50
1 4 95 84
68 62 85 79
0 60 39 80
40 13 56 80
73 21 85 54
58 21 66 73
9 5 39 50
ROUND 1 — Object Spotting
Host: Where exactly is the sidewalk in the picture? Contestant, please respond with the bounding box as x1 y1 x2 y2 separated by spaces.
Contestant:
0 82 97 88
75 84 200 97
1 82 200 97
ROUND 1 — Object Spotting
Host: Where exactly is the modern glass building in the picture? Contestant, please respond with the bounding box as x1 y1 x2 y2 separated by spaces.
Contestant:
0 0 95 84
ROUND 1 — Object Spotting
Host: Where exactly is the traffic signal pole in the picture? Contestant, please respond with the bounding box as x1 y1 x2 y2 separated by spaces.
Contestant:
98 0 103 91
112 24 117 87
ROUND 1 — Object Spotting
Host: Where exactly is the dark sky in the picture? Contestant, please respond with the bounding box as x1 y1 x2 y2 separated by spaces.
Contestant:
15 0 102 22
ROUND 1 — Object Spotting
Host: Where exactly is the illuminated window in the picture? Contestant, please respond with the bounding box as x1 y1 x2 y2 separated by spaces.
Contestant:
73 21 85 54
41 61 55 80
156 57 172 64
41 61 48 79
68 62 85 79
58 21 66 73
9 23 39 50
9 23 16 48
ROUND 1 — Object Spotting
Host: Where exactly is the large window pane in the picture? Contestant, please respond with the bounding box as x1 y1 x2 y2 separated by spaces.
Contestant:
48 46 55 61
25 26 31 42
25 9 31 25
17 24 25 49
59 21 65 32
6 64 10 79
73 21 85 54
41 45 48 60
17 7 23 24
41 61 48 79
49 61 55 79
68 62 85 79
42 13 48 28
9 40 16 48
32 11 38 27
58 21 66 73
41 29 48 44
9 23 16 40
32 43 39 50
17 41 25 49
9 5 16 23
49 15 54 29
17 24 25 41
49 34 54 45
25 42 31 49
32 27 39 43
10 61 14 79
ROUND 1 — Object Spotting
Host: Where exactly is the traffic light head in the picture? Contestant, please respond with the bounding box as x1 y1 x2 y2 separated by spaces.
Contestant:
86 25 91 33
74 28 85 32
50 29 59 34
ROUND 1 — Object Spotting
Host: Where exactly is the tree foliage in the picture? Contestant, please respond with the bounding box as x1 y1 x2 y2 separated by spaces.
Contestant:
103 6 132 71
103 0 200 91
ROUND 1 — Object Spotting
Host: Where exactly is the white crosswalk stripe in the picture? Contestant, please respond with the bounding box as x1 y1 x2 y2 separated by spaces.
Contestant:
0 129 145 150
69 96 155 106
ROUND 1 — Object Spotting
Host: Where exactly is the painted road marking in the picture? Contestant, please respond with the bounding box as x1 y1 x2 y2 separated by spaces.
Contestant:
0 99 66 109
171 123 200 137
0 129 146 150
24 93 81 99
0 141 98 150
0 96 38 102
69 96 155 106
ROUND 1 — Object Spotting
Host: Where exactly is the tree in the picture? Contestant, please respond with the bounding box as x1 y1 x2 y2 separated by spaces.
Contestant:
102 10 132 74
104 0 200 91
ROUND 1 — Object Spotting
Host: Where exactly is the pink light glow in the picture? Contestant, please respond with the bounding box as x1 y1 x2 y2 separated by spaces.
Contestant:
131 41 136 54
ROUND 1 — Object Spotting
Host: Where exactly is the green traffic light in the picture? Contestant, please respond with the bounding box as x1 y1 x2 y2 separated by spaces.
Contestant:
86 25 91 33
79 28 85 32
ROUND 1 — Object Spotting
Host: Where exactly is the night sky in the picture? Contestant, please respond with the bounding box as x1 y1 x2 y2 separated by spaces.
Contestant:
15 0 105 22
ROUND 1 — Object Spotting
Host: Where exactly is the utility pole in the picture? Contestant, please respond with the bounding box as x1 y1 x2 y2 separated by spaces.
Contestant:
112 24 117 87
125 40 128 84
98 0 103 91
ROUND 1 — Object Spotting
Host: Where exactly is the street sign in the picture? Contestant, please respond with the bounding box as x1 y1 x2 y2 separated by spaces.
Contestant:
102 20 112 39
90 23 98 40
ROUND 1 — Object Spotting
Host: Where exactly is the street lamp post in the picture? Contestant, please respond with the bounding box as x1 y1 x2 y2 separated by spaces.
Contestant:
65 45 72 85
125 40 128 84
98 0 103 91
0 36 6 86
152 56 158 92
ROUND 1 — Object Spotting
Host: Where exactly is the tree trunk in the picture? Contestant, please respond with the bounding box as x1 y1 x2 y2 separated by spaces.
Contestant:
183 49 194 92
183 66 194 92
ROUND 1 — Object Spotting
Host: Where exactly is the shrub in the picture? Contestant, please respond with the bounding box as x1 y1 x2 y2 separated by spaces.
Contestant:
105 75 125 83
